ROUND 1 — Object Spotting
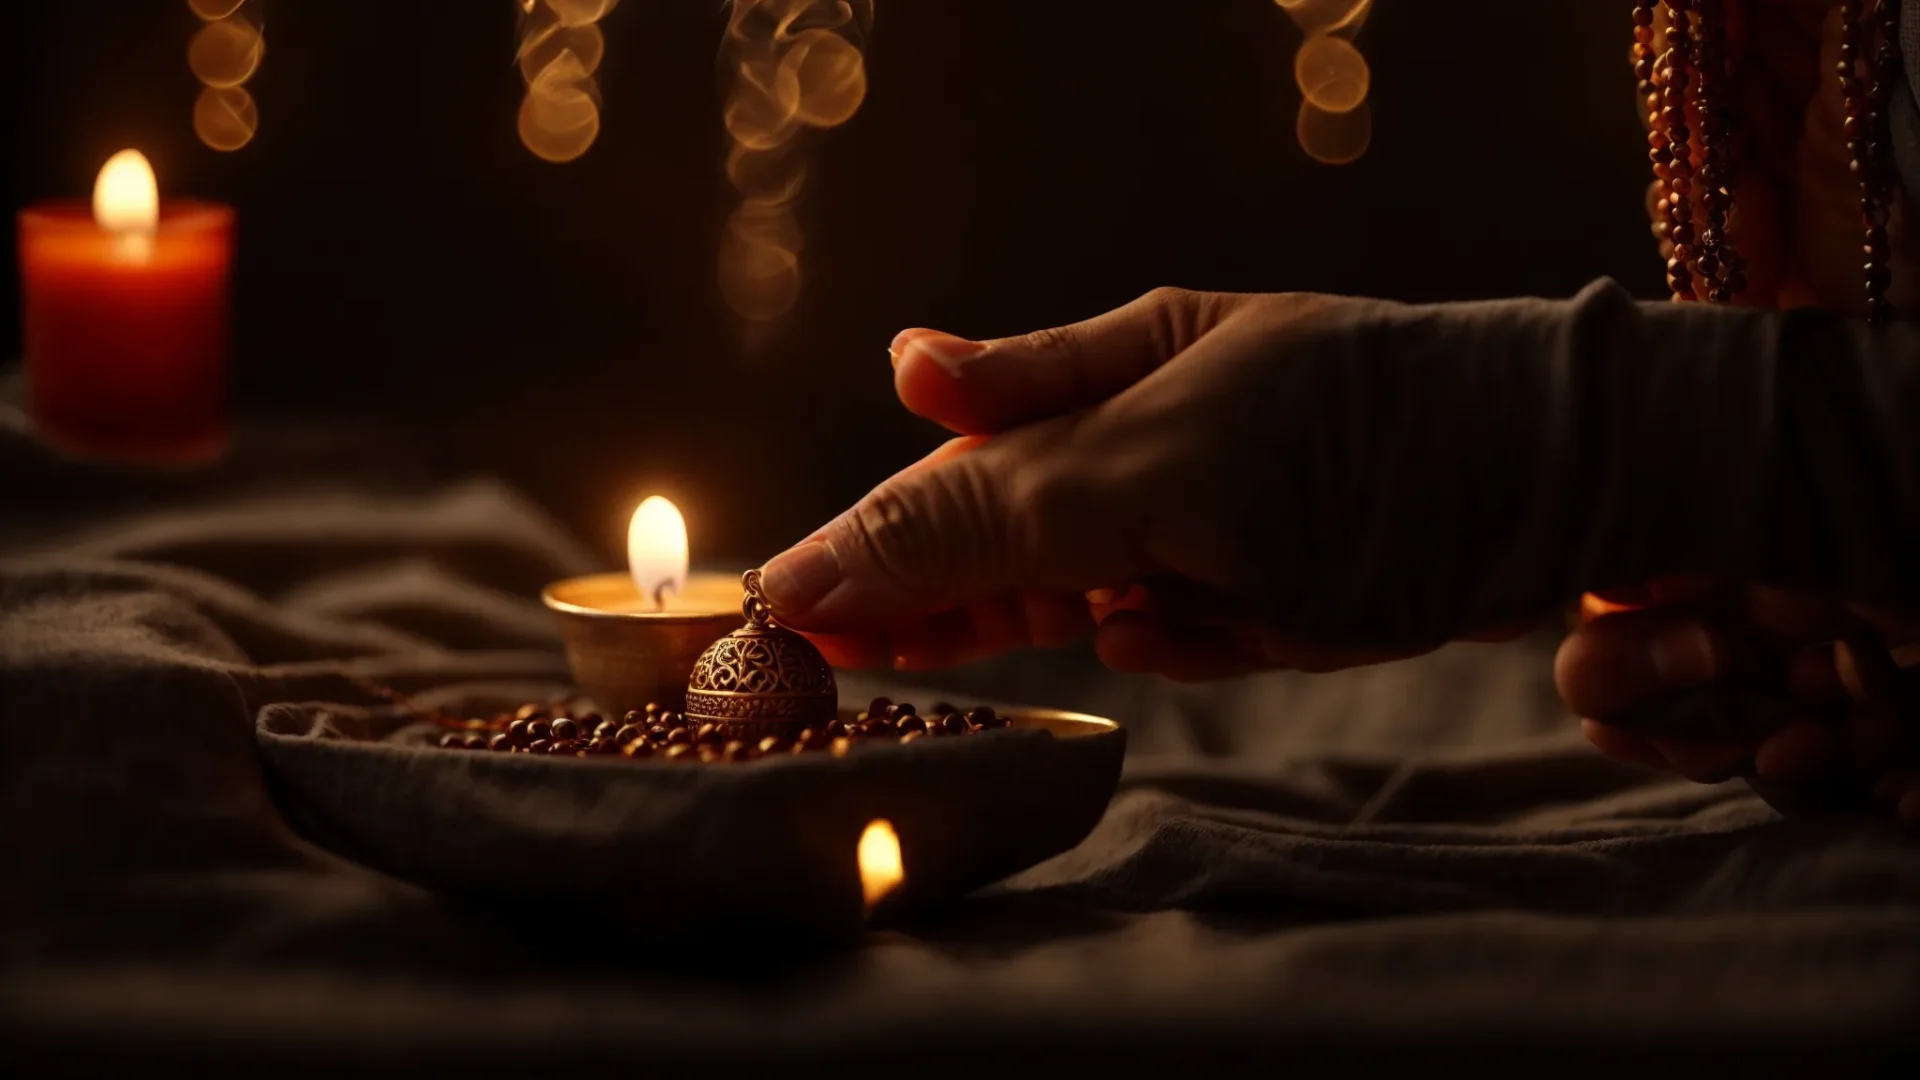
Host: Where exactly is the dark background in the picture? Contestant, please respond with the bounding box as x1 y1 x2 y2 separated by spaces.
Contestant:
4 0 1657 567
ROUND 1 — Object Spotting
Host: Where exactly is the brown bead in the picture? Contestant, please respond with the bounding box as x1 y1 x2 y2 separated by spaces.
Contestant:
666 727 692 745
646 724 670 743
899 731 924 745
575 712 604 730
644 702 662 717
886 702 916 720
623 739 655 759
829 737 853 758
942 712 970 736
698 746 722 764
795 727 820 748
550 717 580 742
514 703 547 723
696 723 722 746
528 739 552 754
663 743 692 761
438 733 465 749
508 719 531 745
862 716 895 737
966 706 1000 728
527 719 552 742
897 714 927 734
623 710 645 728
463 734 489 751
758 736 790 755
722 740 747 762
488 733 514 752
614 724 644 745
825 719 849 739
867 696 892 716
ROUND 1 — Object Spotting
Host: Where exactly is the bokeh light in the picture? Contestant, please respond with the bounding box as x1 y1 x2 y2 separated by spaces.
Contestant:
1297 100 1372 165
517 0 618 163
193 85 259 152
1276 0 1372 36
187 16 264 89
1277 0 1372 163
187 0 246 20
518 20 604 84
546 0 616 29
718 1 874 326
781 29 868 128
187 1 262 152
1294 34 1368 114
519 52 602 163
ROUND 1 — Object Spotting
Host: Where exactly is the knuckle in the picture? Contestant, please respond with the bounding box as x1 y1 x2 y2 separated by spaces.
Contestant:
1140 285 1195 308
1019 323 1081 358
843 462 1009 594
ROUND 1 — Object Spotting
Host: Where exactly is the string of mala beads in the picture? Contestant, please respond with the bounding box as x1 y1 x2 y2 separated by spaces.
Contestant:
1845 0 1901 323
1634 0 1900 323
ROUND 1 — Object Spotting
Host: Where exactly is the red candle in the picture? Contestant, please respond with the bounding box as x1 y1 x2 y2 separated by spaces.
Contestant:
18 150 234 464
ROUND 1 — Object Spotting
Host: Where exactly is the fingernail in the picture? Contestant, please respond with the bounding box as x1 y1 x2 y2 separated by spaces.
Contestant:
760 540 842 615
1648 622 1717 685
894 330 986 376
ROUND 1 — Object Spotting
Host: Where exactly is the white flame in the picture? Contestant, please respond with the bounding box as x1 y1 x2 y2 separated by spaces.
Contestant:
627 496 689 610
858 819 903 911
93 150 159 234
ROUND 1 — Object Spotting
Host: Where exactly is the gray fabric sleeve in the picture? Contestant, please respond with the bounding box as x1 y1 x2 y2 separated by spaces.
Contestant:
1247 280 1920 647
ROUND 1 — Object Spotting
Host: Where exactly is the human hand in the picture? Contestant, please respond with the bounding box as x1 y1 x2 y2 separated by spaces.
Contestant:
757 288 1542 677
1556 575 1920 820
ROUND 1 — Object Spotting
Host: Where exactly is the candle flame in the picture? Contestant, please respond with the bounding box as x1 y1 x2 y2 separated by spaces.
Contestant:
627 496 690 611
858 819 903 911
93 150 159 234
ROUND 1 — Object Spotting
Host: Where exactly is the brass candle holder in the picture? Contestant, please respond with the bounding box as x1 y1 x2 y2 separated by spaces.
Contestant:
541 571 743 718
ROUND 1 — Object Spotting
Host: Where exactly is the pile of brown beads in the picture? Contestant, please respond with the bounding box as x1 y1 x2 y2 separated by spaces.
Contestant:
434 696 1010 765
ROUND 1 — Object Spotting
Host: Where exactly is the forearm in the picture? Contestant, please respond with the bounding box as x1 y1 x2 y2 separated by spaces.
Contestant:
1246 279 1920 645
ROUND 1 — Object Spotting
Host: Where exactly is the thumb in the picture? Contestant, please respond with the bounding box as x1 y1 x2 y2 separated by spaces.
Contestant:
889 287 1245 435
758 431 1138 632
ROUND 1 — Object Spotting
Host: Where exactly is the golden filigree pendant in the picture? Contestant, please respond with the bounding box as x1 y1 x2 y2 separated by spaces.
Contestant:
683 568 838 740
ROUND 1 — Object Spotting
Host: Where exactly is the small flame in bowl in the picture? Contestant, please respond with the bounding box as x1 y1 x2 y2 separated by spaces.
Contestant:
858 818 903 912
627 496 689 610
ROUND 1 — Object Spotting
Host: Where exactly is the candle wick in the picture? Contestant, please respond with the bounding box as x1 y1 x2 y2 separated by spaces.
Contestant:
651 579 676 612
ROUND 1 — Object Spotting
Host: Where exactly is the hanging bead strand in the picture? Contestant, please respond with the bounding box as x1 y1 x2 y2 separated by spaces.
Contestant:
1692 0 1743 301
1843 0 1901 324
1664 0 1704 300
